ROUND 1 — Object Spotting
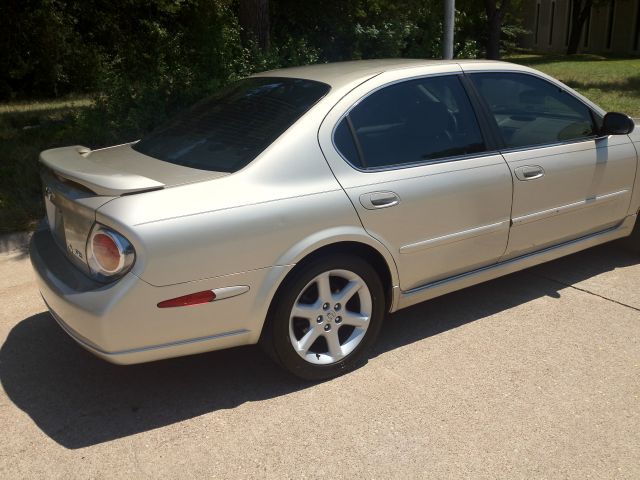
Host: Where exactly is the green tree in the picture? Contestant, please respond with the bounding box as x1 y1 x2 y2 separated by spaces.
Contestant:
0 0 100 99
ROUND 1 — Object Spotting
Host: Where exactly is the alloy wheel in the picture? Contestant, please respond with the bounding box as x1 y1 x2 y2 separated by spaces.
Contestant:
288 269 372 365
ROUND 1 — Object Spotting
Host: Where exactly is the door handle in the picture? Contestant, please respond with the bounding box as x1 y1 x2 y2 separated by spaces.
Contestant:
514 165 545 181
359 191 400 210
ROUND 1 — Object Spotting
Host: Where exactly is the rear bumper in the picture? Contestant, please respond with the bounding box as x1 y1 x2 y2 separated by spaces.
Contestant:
44 298 251 364
30 228 284 364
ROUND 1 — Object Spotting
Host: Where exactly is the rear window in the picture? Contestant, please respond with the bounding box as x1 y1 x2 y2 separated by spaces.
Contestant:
133 77 330 172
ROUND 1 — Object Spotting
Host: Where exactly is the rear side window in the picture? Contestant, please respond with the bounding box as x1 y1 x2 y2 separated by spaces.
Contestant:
469 72 597 149
134 77 330 172
333 75 485 169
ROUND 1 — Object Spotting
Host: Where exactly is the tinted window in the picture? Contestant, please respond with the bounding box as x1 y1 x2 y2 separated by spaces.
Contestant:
470 72 596 149
334 118 360 165
134 77 330 172
334 75 485 169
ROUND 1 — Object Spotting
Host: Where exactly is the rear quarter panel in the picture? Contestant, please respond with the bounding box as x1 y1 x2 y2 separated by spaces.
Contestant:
96 112 397 289
111 188 365 286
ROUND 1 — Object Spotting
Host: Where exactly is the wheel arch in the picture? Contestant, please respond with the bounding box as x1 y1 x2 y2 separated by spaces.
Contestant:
285 240 396 310
253 230 400 344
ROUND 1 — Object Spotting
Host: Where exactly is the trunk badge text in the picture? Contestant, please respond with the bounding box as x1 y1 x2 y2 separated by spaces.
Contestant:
68 243 84 260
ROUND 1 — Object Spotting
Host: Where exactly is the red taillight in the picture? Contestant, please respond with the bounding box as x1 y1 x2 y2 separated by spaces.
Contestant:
92 232 121 272
157 290 216 308
87 224 135 280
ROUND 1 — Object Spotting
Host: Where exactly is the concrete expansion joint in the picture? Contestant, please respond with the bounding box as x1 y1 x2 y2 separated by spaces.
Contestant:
533 273 640 314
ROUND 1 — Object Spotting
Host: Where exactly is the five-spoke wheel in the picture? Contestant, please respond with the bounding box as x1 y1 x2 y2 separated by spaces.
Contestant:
264 254 385 380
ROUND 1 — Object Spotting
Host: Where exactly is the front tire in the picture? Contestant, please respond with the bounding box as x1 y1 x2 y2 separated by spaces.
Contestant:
265 254 385 380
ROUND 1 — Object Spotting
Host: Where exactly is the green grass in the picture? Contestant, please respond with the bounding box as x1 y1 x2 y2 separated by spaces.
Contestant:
0 97 94 233
1 54 640 234
0 97 93 115
508 54 640 117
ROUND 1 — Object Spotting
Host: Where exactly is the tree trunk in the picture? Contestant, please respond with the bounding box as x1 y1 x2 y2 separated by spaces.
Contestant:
239 0 270 51
484 0 509 60
566 0 592 54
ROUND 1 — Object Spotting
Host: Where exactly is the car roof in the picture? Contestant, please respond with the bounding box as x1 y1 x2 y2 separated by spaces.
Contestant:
251 59 524 89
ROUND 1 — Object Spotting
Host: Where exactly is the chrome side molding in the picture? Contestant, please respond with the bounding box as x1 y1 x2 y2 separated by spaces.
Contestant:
512 190 630 227
213 285 250 300
400 220 509 254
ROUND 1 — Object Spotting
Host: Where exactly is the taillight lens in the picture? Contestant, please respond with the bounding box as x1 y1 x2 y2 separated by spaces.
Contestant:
92 233 121 272
87 224 135 280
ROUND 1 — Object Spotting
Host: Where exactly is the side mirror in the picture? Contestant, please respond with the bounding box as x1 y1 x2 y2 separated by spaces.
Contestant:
601 112 635 135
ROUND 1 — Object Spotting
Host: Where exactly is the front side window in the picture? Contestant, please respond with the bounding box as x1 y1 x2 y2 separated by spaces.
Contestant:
134 77 330 172
470 72 597 149
334 75 486 169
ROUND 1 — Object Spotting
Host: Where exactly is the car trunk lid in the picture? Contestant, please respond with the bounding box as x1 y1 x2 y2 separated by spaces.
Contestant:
40 143 227 272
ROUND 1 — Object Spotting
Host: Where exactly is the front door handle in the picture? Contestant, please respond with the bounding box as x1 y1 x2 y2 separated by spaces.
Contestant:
359 191 400 210
514 165 545 181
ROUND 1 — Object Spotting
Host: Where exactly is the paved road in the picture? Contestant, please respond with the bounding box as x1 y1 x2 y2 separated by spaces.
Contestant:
1 243 639 479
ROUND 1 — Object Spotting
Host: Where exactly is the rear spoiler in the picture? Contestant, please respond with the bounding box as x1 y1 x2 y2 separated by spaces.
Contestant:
40 146 165 196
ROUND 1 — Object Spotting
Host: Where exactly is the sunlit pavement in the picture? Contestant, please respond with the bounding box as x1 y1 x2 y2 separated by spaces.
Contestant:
1 243 638 479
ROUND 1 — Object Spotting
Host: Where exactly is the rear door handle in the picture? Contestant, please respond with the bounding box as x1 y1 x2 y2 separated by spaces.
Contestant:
514 165 545 181
359 191 400 210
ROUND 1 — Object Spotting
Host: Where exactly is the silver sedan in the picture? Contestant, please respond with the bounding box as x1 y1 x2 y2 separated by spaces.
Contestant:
30 59 639 380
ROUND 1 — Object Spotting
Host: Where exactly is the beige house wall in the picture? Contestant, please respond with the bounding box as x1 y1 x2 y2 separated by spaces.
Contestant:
520 0 640 54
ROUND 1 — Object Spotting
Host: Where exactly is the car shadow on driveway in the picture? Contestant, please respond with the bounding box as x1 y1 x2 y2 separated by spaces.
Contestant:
1 243 637 449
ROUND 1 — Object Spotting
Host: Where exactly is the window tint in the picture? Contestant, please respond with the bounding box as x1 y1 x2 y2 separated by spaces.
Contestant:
334 118 359 166
134 77 330 172
334 75 485 169
470 72 596 149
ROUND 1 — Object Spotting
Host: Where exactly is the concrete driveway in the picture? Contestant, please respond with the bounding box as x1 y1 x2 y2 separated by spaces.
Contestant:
1 243 638 479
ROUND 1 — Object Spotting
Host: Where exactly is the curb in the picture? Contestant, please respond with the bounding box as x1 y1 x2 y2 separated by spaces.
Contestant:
0 231 33 255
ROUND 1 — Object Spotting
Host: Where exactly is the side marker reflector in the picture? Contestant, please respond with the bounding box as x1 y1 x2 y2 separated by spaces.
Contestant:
157 290 216 308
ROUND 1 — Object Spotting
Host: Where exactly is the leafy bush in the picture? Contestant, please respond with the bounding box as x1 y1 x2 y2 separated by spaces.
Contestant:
0 0 101 100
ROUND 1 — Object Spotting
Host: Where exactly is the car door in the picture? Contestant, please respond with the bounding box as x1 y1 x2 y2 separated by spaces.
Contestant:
467 70 637 259
318 66 513 291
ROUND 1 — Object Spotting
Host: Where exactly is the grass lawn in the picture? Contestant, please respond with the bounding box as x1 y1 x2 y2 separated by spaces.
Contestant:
0 97 95 232
508 54 640 117
1 54 639 233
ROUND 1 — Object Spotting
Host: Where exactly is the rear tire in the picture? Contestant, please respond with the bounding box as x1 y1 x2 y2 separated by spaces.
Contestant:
263 254 385 380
